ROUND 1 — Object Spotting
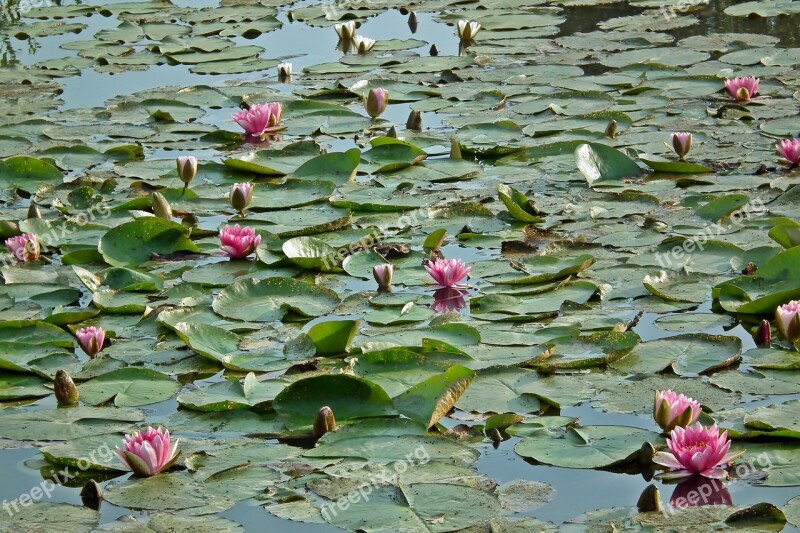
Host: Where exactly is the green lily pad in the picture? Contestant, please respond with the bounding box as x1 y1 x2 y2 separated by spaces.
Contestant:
273 374 396 430
78 368 182 407
212 277 340 322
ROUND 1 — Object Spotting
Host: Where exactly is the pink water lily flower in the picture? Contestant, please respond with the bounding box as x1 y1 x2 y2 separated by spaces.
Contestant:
5 233 40 263
425 258 470 288
219 224 261 259
117 427 179 476
776 139 800 168
776 300 800 342
654 389 701 432
233 103 282 136
433 287 468 313
76 326 105 358
653 423 744 479
724 76 759 102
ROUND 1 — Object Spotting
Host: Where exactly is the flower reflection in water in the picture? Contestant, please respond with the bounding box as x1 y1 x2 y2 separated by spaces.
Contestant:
433 287 469 313
668 474 732 512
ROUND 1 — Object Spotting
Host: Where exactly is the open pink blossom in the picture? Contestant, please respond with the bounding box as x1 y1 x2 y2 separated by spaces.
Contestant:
232 103 282 136
425 258 470 288
654 389 701 432
776 300 800 342
433 287 468 313
5 233 40 263
653 423 743 479
76 326 105 358
219 224 261 259
723 76 759 102
776 139 800 168
117 427 179 476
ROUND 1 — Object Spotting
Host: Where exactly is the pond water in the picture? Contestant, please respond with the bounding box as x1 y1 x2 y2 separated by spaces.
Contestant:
2 0 800 531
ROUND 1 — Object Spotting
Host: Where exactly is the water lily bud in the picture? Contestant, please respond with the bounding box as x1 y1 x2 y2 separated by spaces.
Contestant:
313 406 336 438
373 264 393 290
776 301 800 342
54 369 79 406
151 192 172 220
278 62 292 82
450 138 462 159
604 119 617 139
365 88 389 118
736 87 750 101
637 484 662 513
406 109 422 131
80 480 103 511
176 156 198 188
230 183 253 214
387 126 399 138
670 132 692 161
755 319 772 346
653 389 700 433
430 44 439 56
76 327 105 358
27 203 41 220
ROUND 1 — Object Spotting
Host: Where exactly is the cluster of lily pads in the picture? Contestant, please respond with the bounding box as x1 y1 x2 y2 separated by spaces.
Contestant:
2 0 800 531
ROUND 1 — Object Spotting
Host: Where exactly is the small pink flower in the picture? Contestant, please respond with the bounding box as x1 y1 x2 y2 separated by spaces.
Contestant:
219 224 261 259
373 264 393 290
669 475 732 510
654 389 701 432
5 233 40 263
776 300 800 342
232 102 282 136
670 132 692 161
117 426 179 476
76 326 105 358
776 139 800 168
433 287 468 313
723 76 759 102
425 258 470 288
653 423 744 479
230 182 253 213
